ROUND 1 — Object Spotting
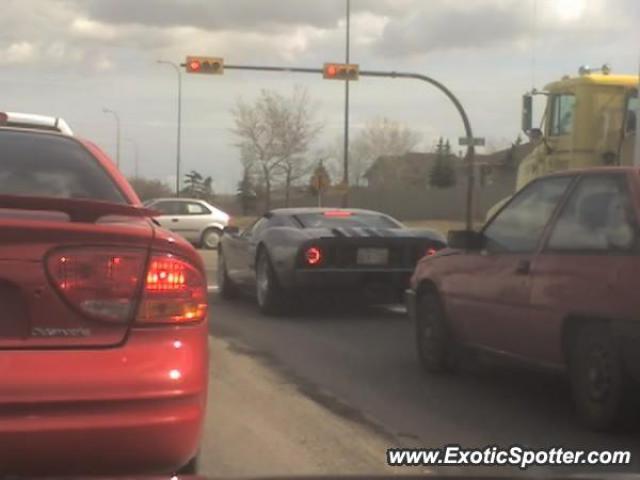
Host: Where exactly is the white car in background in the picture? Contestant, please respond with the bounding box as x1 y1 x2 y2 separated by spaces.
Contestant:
0 111 73 135
145 197 230 249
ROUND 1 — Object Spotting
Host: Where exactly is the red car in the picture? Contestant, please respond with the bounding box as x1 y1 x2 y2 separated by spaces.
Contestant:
407 167 640 431
0 127 209 475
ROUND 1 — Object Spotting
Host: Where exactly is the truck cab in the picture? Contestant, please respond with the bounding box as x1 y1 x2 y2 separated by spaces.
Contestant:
517 66 638 190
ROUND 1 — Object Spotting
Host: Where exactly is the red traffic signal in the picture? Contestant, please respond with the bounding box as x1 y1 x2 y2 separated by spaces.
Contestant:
185 56 224 74
187 59 202 72
323 63 359 81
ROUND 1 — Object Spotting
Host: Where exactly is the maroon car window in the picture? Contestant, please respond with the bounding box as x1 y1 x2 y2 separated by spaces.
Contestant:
0 130 125 203
547 175 636 252
483 176 573 253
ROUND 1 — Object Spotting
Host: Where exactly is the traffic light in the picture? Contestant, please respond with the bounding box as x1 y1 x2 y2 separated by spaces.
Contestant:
323 63 359 81
185 56 224 74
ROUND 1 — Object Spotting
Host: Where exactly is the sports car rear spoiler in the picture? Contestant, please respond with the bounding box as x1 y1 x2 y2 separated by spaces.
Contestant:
0 195 159 223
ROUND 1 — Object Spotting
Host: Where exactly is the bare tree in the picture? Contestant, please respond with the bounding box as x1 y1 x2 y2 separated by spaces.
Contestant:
231 87 322 210
328 117 422 186
274 87 323 206
231 91 283 211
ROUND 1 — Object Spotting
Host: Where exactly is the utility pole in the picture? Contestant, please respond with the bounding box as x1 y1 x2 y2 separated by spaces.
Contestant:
157 60 183 197
342 0 351 207
635 57 640 166
102 107 121 168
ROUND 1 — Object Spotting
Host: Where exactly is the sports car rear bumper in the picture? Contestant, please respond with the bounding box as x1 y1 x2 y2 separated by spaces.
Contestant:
293 268 413 301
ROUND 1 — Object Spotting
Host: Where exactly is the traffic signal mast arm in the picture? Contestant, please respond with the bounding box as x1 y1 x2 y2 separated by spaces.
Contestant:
182 58 476 230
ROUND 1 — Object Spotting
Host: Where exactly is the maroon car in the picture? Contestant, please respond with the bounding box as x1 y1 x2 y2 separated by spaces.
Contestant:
407 167 640 431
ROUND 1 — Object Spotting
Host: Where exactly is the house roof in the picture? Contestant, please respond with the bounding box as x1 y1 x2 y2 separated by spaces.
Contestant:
365 142 535 180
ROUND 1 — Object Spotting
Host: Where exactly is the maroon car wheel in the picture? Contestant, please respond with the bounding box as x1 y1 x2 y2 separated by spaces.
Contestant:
415 291 455 373
568 322 633 431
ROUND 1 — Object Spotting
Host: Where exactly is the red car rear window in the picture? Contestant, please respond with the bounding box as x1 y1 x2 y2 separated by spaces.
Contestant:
0 130 126 204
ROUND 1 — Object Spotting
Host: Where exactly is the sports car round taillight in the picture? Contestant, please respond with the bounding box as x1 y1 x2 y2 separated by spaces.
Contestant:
426 248 437 257
305 247 322 266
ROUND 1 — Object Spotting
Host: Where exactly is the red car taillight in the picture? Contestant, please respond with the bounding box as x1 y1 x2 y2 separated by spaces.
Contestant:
47 247 147 323
426 248 437 257
47 248 207 325
136 254 207 325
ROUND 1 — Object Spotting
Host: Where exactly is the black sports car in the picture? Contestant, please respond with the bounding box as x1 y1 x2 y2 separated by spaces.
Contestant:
217 208 446 314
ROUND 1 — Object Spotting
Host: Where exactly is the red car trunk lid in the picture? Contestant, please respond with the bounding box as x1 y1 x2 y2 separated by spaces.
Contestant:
0 197 157 348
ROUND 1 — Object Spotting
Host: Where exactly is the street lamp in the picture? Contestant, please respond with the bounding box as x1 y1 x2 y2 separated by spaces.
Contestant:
126 138 140 179
102 107 121 168
157 60 182 197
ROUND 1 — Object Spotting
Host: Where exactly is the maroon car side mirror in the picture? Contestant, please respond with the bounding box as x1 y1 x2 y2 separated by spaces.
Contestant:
447 230 484 250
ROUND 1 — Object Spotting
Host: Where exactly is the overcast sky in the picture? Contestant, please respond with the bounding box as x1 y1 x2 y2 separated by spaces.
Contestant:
1 0 637 192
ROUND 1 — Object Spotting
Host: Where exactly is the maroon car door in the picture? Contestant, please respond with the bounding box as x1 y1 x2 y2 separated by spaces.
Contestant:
528 173 640 366
443 176 574 354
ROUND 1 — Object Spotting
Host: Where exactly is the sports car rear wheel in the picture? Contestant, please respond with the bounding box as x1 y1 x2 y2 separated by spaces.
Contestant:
256 250 288 315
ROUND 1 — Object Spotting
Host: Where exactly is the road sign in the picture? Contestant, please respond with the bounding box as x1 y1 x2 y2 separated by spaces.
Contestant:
458 137 485 147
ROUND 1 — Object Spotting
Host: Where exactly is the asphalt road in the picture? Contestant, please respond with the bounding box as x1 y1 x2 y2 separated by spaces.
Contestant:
199 249 640 476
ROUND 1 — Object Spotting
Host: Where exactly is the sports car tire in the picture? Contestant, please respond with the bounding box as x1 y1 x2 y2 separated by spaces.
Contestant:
415 290 456 374
217 249 237 300
255 249 288 316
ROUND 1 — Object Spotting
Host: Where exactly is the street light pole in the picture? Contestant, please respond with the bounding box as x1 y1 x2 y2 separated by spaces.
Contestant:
635 56 640 166
102 107 121 168
342 0 351 207
157 60 183 197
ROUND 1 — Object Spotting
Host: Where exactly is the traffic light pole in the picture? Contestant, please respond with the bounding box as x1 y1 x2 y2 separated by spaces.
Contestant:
343 0 351 208
195 64 477 231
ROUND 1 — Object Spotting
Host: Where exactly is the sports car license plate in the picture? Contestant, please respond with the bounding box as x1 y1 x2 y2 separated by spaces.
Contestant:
357 248 389 265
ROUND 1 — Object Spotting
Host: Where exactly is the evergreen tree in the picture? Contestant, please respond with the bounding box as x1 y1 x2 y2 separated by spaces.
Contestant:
236 169 257 215
429 137 456 188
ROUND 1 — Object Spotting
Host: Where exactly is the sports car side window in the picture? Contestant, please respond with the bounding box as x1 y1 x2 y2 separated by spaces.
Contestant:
483 176 573 253
241 217 268 238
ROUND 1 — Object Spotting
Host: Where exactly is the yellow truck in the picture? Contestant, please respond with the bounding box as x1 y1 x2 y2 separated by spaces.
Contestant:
518 65 638 188
487 65 638 219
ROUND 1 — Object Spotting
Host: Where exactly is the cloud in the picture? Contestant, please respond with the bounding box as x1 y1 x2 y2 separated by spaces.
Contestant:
373 0 628 58
0 42 36 65
83 0 408 31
